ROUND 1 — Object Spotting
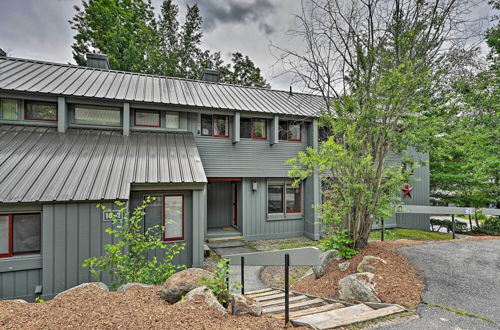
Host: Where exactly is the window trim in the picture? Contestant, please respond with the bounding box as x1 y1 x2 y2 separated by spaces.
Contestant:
267 184 285 214
201 114 230 138
0 213 41 258
267 181 303 215
162 194 185 242
212 114 230 138
24 101 57 122
134 109 161 128
241 118 268 140
279 121 302 142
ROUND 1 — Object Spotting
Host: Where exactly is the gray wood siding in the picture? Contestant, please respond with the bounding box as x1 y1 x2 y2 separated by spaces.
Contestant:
189 113 310 178
0 267 41 301
241 178 304 240
397 149 430 230
41 202 116 298
207 182 233 228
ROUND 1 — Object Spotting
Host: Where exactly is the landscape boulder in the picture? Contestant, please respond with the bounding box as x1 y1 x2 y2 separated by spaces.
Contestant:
232 294 262 316
117 282 153 294
338 273 381 303
313 249 339 279
54 282 109 299
338 261 350 272
357 256 387 273
178 286 227 316
159 268 213 304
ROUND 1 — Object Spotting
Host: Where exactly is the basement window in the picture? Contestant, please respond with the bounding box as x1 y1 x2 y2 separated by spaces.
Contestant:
25 101 57 121
0 99 18 120
279 121 302 142
240 118 267 139
201 114 229 138
73 105 121 126
0 213 41 258
267 181 302 214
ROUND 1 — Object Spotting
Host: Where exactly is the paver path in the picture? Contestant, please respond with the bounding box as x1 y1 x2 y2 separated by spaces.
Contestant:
379 240 500 329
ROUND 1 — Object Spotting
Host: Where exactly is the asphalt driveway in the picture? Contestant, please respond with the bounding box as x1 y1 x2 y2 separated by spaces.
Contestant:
379 240 500 329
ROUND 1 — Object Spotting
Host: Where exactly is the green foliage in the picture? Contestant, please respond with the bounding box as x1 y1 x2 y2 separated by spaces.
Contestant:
34 297 45 303
369 228 453 241
199 258 241 306
69 0 270 87
320 229 358 259
430 219 468 233
474 217 500 236
69 0 158 73
83 199 185 288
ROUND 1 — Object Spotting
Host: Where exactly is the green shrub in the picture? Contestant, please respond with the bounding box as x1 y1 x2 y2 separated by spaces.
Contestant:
320 229 358 259
430 218 468 233
200 258 241 306
473 217 500 235
83 199 185 288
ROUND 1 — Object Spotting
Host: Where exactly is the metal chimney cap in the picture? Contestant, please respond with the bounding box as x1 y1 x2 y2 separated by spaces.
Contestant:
86 52 110 70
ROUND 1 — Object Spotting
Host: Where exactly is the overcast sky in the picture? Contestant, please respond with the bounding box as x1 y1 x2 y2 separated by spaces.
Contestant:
0 0 494 91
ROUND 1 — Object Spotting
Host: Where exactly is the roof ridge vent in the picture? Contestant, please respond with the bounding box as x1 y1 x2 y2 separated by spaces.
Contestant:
86 53 110 70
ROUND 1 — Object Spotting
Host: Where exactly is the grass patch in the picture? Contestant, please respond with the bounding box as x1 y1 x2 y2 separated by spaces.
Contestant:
369 228 453 241
426 303 497 325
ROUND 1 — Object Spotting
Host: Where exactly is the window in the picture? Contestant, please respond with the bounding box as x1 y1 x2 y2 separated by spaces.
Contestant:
164 195 184 241
73 105 121 126
0 99 18 120
286 183 301 213
267 182 302 214
0 214 41 258
201 114 229 137
267 185 284 213
135 110 160 127
279 121 302 141
25 101 57 121
240 118 267 139
165 112 180 129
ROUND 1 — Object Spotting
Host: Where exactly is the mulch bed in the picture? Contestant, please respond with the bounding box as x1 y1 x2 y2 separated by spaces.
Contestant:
291 240 426 308
0 285 303 329
291 236 500 308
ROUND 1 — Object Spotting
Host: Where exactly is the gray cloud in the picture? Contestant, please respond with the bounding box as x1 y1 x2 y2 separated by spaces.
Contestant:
184 0 275 32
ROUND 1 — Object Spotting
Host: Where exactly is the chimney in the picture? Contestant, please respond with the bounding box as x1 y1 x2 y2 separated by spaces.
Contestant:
86 53 110 69
200 64 220 83
0 48 6 57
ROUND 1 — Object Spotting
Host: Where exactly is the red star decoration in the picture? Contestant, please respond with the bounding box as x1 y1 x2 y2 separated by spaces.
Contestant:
402 185 413 198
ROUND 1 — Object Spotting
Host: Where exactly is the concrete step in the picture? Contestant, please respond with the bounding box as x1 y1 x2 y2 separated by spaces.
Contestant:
207 235 244 243
207 240 246 249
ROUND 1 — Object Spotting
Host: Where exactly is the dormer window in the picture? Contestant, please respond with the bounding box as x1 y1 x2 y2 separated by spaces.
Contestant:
240 118 267 140
25 101 57 122
201 114 229 138
279 121 302 142
72 105 121 126
135 110 161 127
0 99 18 120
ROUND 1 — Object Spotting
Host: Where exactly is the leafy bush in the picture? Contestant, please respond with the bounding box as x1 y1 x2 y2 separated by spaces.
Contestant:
473 217 500 236
430 218 468 233
200 258 241 306
83 199 185 288
320 229 358 259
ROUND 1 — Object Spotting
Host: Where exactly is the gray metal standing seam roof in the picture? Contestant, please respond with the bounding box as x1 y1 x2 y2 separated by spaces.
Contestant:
0 125 207 203
0 57 325 117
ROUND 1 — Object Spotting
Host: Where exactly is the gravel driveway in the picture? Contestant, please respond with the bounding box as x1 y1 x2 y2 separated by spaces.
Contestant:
379 240 500 329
